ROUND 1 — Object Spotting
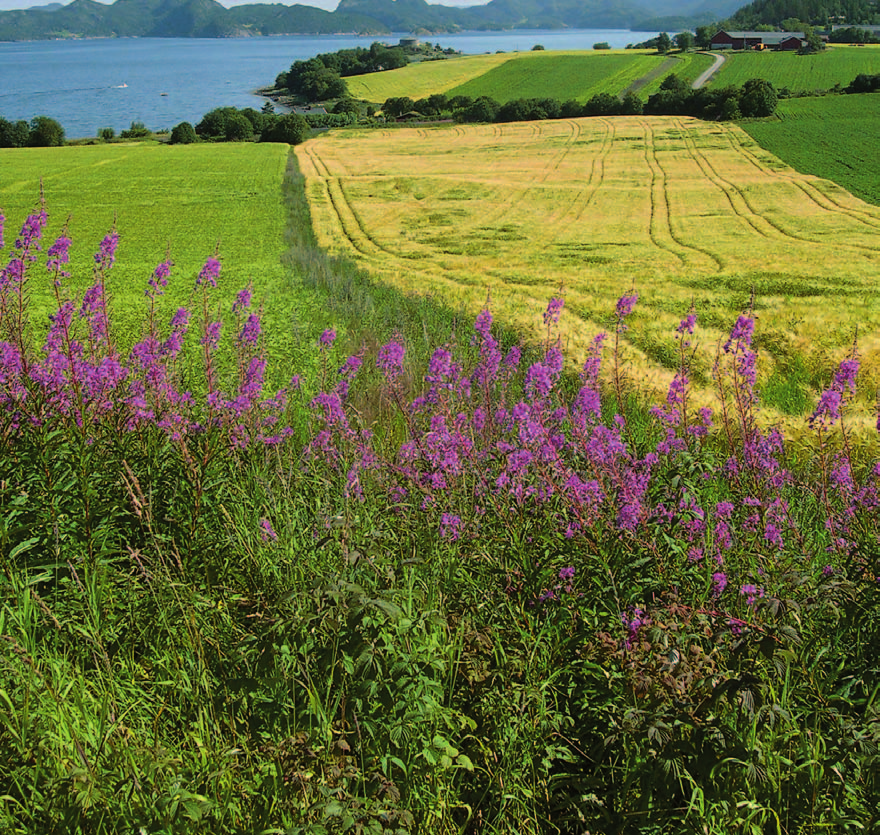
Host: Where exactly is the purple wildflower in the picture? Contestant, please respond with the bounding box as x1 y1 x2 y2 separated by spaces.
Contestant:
615 292 639 332
147 259 172 298
739 584 764 606
238 313 261 347
810 354 859 430
377 338 405 382
196 256 221 288
94 230 118 270
712 572 728 597
439 512 462 541
259 518 278 542
201 320 222 350
677 312 697 336
46 234 72 282
319 328 336 349
559 566 575 581
543 296 564 327
232 284 252 313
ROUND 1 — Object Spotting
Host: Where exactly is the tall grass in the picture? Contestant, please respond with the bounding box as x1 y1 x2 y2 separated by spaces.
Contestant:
1 165 880 835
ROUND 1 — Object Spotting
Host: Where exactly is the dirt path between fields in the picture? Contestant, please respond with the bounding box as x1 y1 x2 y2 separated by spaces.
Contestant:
692 51 727 89
621 55 680 96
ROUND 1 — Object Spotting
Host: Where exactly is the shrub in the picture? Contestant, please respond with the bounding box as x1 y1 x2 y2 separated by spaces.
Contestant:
169 121 198 144
120 120 150 139
28 115 64 147
98 126 115 141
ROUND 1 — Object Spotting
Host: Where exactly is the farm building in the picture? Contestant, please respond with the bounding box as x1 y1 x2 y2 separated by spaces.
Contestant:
710 30 805 49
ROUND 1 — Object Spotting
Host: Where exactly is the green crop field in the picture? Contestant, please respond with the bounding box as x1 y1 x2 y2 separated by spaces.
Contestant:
742 92 880 207
0 142 323 376
708 44 880 93
347 50 710 106
445 51 681 103
344 52 514 102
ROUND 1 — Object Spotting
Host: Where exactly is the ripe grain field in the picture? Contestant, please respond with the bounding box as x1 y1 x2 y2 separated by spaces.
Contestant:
297 117 880 399
707 44 880 92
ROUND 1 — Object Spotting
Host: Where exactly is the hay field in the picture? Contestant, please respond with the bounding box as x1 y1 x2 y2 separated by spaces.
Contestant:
344 53 515 102
708 44 880 92
345 50 700 105
296 117 880 400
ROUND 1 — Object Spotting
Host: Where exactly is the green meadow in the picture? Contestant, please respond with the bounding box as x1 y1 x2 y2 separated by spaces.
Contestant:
346 50 713 106
707 44 880 92
741 91 880 206
0 142 326 380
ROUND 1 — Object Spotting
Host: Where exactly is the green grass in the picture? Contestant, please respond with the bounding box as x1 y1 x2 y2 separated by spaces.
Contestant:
708 44 880 93
445 51 675 103
0 141 329 381
344 52 516 103
740 92 880 206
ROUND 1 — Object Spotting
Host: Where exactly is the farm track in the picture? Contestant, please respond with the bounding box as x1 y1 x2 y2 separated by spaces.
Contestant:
727 130 880 235
639 119 722 270
672 125 880 257
673 120 780 241
540 119 612 239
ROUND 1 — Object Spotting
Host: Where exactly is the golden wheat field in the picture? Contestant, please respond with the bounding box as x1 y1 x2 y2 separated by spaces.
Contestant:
296 116 880 404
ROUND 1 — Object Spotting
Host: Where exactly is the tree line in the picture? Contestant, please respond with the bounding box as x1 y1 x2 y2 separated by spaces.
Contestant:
0 115 65 148
380 77 781 125
277 41 457 103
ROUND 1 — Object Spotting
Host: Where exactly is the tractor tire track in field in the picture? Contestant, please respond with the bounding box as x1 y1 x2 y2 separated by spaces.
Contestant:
673 120 779 241
726 129 880 235
638 120 721 269
541 118 613 237
714 127 880 255
538 119 582 184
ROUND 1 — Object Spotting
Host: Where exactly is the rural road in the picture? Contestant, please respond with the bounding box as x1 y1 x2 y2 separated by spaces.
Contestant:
692 51 727 89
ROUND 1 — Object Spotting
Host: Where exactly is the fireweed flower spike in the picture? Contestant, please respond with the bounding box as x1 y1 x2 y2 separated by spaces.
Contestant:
377 338 405 383
46 230 72 285
196 255 221 288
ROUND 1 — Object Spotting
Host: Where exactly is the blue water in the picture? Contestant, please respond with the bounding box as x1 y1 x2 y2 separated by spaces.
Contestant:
0 29 655 138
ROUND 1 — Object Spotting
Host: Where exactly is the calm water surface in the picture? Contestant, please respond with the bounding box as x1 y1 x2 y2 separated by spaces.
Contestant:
0 29 655 138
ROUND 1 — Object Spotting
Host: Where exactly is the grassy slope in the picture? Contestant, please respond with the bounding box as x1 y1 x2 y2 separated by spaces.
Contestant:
347 50 712 105
708 44 880 92
344 52 515 102
741 92 880 207
0 142 327 380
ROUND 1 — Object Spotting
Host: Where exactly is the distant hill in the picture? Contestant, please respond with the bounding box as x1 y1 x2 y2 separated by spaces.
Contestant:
728 0 879 28
0 0 802 42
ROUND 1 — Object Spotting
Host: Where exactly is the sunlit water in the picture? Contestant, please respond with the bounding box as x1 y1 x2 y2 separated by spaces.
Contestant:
0 29 656 138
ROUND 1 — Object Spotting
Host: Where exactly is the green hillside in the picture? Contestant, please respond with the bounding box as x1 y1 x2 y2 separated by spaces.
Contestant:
445 51 671 103
347 49 715 107
344 52 516 102
741 91 880 206
708 45 880 93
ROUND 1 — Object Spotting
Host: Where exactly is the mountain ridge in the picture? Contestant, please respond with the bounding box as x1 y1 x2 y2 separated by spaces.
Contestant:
0 0 742 40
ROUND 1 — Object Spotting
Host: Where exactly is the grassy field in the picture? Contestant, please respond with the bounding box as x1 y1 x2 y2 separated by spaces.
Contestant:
0 142 327 379
708 44 880 92
297 116 880 411
346 50 712 105
344 52 515 102
741 91 880 206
